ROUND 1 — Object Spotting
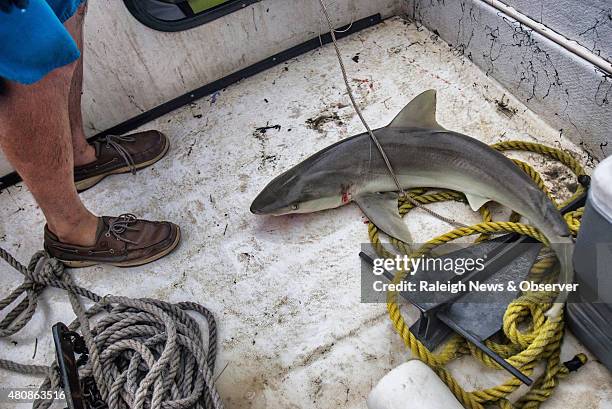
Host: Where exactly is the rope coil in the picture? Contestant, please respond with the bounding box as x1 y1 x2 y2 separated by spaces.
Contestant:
0 250 224 409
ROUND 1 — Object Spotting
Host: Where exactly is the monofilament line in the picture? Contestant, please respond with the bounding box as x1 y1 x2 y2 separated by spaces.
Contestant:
317 0 466 228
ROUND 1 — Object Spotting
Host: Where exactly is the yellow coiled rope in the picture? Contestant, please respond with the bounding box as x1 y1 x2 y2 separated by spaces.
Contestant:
368 141 589 409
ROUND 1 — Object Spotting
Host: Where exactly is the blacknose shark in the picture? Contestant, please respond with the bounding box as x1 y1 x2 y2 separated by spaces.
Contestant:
250 90 573 316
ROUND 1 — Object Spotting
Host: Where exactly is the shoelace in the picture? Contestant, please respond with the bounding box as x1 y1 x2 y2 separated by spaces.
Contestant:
106 214 139 244
103 135 137 174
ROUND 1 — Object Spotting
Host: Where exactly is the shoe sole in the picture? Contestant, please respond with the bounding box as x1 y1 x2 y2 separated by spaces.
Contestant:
59 227 181 268
75 136 170 193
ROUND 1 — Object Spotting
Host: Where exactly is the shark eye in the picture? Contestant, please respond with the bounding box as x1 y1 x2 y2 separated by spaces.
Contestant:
291 203 299 211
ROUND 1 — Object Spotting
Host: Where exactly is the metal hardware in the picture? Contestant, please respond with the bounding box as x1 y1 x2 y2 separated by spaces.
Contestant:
52 323 107 409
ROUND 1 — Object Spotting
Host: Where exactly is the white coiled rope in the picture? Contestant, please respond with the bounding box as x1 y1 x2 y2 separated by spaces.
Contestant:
0 248 224 409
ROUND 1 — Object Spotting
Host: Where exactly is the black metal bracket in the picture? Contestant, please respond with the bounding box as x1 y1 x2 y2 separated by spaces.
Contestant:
360 239 538 385
52 323 107 409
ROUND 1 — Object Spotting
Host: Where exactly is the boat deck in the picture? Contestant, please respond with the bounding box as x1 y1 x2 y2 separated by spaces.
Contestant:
0 17 610 409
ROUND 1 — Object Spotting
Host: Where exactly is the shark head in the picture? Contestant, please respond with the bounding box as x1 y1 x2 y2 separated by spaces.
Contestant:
250 161 350 215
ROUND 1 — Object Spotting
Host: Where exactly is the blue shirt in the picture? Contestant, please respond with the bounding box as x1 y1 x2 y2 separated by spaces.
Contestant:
0 0 84 84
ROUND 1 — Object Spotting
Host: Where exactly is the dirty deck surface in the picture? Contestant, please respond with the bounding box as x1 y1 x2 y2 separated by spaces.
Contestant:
0 17 610 409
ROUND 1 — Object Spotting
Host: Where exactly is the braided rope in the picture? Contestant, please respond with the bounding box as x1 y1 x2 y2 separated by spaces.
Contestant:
372 141 589 409
0 250 224 409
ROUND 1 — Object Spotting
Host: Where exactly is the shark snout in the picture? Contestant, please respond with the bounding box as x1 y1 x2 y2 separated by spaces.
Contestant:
250 196 266 214
250 201 265 214
250 204 260 214
250 189 281 215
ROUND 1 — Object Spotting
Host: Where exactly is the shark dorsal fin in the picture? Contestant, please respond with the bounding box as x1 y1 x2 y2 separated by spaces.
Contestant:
387 89 445 130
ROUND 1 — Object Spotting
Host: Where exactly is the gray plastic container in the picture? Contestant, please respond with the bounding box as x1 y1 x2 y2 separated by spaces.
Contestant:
567 155 612 371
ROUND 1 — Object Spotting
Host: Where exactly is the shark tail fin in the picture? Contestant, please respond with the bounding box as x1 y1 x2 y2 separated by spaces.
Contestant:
387 89 446 130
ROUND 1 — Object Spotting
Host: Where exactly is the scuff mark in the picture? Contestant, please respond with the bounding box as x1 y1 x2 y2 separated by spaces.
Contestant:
254 124 281 134
579 141 598 167
305 101 350 134
594 68 612 107
495 94 518 118
253 122 282 169
503 17 562 101
210 90 221 104
600 141 609 154
187 139 197 157
578 8 612 63
306 112 342 132
451 0 477 57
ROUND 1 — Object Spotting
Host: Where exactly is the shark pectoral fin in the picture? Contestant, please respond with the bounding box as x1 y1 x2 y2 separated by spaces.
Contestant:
464 193 490 212
387 89 446 130
354 192 413 243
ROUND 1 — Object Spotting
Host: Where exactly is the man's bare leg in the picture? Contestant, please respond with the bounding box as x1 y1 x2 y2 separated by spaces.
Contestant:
0 4 180 266
66 4 96 167
64 5 171 192
0 54 98 246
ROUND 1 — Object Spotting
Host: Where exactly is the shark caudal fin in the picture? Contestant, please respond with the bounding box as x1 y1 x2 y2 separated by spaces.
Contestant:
545 238 575 318
387 89 447 130
354 192 413 244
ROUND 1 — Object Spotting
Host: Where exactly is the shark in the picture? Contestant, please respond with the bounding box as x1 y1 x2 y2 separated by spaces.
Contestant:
250 90 573 316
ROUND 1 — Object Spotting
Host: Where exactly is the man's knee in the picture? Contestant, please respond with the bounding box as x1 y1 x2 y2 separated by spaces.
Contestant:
64 3 87 36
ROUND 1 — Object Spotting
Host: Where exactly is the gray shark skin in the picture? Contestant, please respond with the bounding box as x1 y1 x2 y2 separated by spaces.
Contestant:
251 90 573 316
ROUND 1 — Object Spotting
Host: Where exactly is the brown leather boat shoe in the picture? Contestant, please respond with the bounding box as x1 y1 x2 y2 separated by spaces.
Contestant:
44 214 181 268
74 130 170 192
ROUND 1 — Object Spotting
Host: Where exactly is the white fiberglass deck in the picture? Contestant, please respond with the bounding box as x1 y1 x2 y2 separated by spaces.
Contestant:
0 17 610 409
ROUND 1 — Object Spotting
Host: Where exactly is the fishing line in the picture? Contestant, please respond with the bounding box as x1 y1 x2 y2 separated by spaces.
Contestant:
317 0 466 228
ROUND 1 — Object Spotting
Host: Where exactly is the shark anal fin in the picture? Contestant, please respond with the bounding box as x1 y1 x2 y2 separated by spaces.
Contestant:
464 193 490 211
354 192 413 243
387 89 446 130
